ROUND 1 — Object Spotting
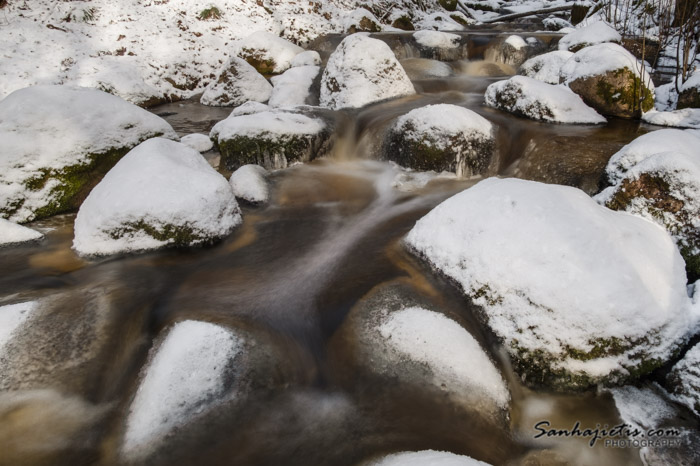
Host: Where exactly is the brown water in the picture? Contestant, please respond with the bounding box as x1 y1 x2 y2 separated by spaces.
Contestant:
0 33 678 466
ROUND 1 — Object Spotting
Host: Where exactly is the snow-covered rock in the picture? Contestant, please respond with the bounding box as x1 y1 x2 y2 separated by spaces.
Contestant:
180 133 214 153
518 50 574 85
383 104 495 177
291 51 321 68
0 85 177 224
560 43 655 118
234 31 304 75
69 56 166 107
200 57 272 107
678 71 700 109
334 281 509 418
231 101 270 116
122 320 243 459
666 341 700 416
210 109 333 170
229 164 270 204
269 66 320 108
320 34 415 110
558 21 621 52
543 16 572 31
368 450 492 466
485 76 606 124
73 138 241 256
343 8 381 33
406 177 698 390
0 219 43 247
595 129 700 279
412 30 464 60
642 108 700 129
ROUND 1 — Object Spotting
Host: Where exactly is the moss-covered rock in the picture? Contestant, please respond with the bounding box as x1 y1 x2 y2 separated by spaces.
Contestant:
383 104 494 177
677 75 700 109
0 85 177 224
210 108 335 171
391 15 415 31
438 0 458 11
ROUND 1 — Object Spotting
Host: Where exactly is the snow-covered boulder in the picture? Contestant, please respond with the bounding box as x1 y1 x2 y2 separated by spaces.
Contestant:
390 11 415 31
291 51 321 68
320 34 415 110
560 43 655 118
677 71 700 109
412 30 463 61
343 8 381 33
200 57 272 107
368 450 491 466
234 31 304 75
519 50 574 85
666 340 700 416
543 16 572 31
122 320 243 460
333 281 509 419
405 177 698 390
0 85 177 224
180 133 214 153
485 76 606 124
383 104 495 177
486 35 542 68
558 21 621 52
400 59 453 80
642 108 700 129
229 164 269 204
73 138 241 256
269 66 320 108
595 129 700 279
0 219 43 247
231 101 270 116
210 109 333 170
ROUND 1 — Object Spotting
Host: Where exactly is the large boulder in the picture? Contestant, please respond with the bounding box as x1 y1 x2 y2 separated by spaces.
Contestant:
210 108 334 170
560 43 655 118
595 129 700 279
0 86 177 223
558 21 621 52
200 57 272 107
405 177 698 391
73 138 241 256
519 50 574 85
269 65 320 108
320 34 415 110
332 281 510 420
485 76 606 124
0 218 43 247
384 104 494 177
677 71 700 109
233 31 304 75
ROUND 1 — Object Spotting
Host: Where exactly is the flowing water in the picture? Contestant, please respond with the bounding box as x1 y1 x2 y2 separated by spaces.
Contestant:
0 31 688 466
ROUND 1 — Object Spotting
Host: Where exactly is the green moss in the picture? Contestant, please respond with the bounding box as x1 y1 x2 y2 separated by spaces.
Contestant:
239 48 277 76
438 0 458 11
198 6 222 21
391 15 414 31
109 220 208 246
450 14 471 26
594 68 654 117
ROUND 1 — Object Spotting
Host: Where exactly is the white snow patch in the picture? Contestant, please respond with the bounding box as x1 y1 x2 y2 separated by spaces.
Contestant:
233 31 304 74
369 450 491 466
229 165 270 204
180 133 214 153
0 85 177 223
413 30 461 49
485 76 606 124
0 302 37 354
320 34 415 110
377 307 509 409
642 108 700 129
73 138 241 256
122 320 243 458
610 385 678 431
558 20 621 52
519 50 574 85
504 35 527 50
0 219 44 247
405 178 696 382
291 51 321 68
269 66 319 108
200 57 272 107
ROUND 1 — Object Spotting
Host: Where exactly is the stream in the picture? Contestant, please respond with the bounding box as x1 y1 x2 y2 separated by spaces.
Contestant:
0 31 690 466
